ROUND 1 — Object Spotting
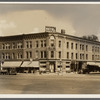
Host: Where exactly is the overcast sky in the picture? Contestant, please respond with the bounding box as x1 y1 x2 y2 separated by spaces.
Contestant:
0 4 100 39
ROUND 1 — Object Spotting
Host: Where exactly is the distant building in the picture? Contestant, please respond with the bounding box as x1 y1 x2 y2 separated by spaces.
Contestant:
0 26 100 73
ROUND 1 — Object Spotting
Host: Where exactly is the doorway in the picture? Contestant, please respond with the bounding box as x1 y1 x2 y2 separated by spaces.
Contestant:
49 62 56 73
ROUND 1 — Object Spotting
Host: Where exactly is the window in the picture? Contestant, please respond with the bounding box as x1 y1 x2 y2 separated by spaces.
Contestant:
59 51 61 58
51 51 54 58
76 53 78 59
29 51 32 58
2 44 5 49
12 43 15 49
36 41 38 48
98 55 99 60
80 54 82 59
26 52 28 59
95 55 97 60
26 41 32 48
51 40 54 47
76 43 78 50
41 40 43 47
44 40 46 47
12 53 15 59
2 53 5 59
30 41 32 48
41 51 43 58
86 54 88 60
67 52 69 59
86 45 88 51
26 41 29 48
67 42 69 49
59 41 61 48
35 51 38 58
5 43 10 49
71 43 73 49
44 51 47 58
80 44 82 50
82 45 84 50
17 53 22 59
82 54 84 59
92 46 94 52
92 55 94 60
98 47 99 53
17 42 22 49
5 53 10 59
95 47 97 52
71 53 73 59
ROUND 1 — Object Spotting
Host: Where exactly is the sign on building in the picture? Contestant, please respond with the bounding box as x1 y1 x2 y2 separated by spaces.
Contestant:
45 26 56 33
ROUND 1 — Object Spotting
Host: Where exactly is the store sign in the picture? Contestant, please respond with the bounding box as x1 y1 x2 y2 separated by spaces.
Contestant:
45 26 56 33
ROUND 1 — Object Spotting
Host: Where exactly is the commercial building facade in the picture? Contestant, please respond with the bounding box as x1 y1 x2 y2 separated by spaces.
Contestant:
0 26 100 73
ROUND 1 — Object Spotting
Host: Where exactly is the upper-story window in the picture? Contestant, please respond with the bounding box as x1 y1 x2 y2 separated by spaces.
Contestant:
71 43 73 49
86 54 88 60
26 51 32 59
80 44 81 50
35 51 39 58
26 41 32 48
5 53 10 59
36 41 39 48
51 51 54 58
67 52 69 59
50 35 55 47
76 53 78 59
44 40 46 47
12 53 15 59
30 41 32 48
86 45 88 51
26 41 29 48
59 41 61 48
82 45 84 50
41 51 43 58
98 47 99 53
2 44 5 49
76 43 78 50
59 51 61 58
44 51 47 58
17 42 22 49
17 53 22 59
71 53 73 59
12 43 15 49
67 42 69 49
41 40 43 47
51 40 54 47
5 43 10 49
2 53 5 59
92 46 94 52
92 55 94 60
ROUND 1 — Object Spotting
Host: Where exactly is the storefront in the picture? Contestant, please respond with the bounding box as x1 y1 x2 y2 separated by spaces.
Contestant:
20 61 39 73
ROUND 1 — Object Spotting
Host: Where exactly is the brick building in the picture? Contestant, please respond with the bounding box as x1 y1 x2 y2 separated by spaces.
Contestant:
0 26 100 73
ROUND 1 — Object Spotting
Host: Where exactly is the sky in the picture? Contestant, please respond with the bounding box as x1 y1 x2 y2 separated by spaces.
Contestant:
0 3 100 39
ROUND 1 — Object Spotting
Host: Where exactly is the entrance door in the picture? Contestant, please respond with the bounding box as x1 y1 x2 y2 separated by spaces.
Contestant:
49 62 55 73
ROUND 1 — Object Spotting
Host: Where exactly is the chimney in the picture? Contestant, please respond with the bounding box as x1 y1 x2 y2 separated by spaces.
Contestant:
61 29 65 34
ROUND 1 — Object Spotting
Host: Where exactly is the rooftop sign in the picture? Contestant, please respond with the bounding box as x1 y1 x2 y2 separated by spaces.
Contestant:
45 26 56 33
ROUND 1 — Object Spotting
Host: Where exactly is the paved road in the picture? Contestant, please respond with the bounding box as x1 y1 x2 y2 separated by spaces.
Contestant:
0 73 100 94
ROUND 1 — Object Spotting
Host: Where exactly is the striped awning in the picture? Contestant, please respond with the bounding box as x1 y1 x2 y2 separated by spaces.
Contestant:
21 61 39 68
1 61 22 68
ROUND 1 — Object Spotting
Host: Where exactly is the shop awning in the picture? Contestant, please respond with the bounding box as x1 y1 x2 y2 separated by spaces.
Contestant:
95 63 100 67
21 61 39 68
1 61 22 68
87 62 99 66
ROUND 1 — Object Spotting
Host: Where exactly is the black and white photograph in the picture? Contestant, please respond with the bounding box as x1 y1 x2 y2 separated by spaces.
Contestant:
0 2 100 95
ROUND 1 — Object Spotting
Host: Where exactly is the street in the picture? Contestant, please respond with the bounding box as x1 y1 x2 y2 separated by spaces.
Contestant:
0 73 100 94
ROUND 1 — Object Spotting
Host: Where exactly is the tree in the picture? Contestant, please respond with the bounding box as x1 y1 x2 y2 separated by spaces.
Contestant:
82 34 99 41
